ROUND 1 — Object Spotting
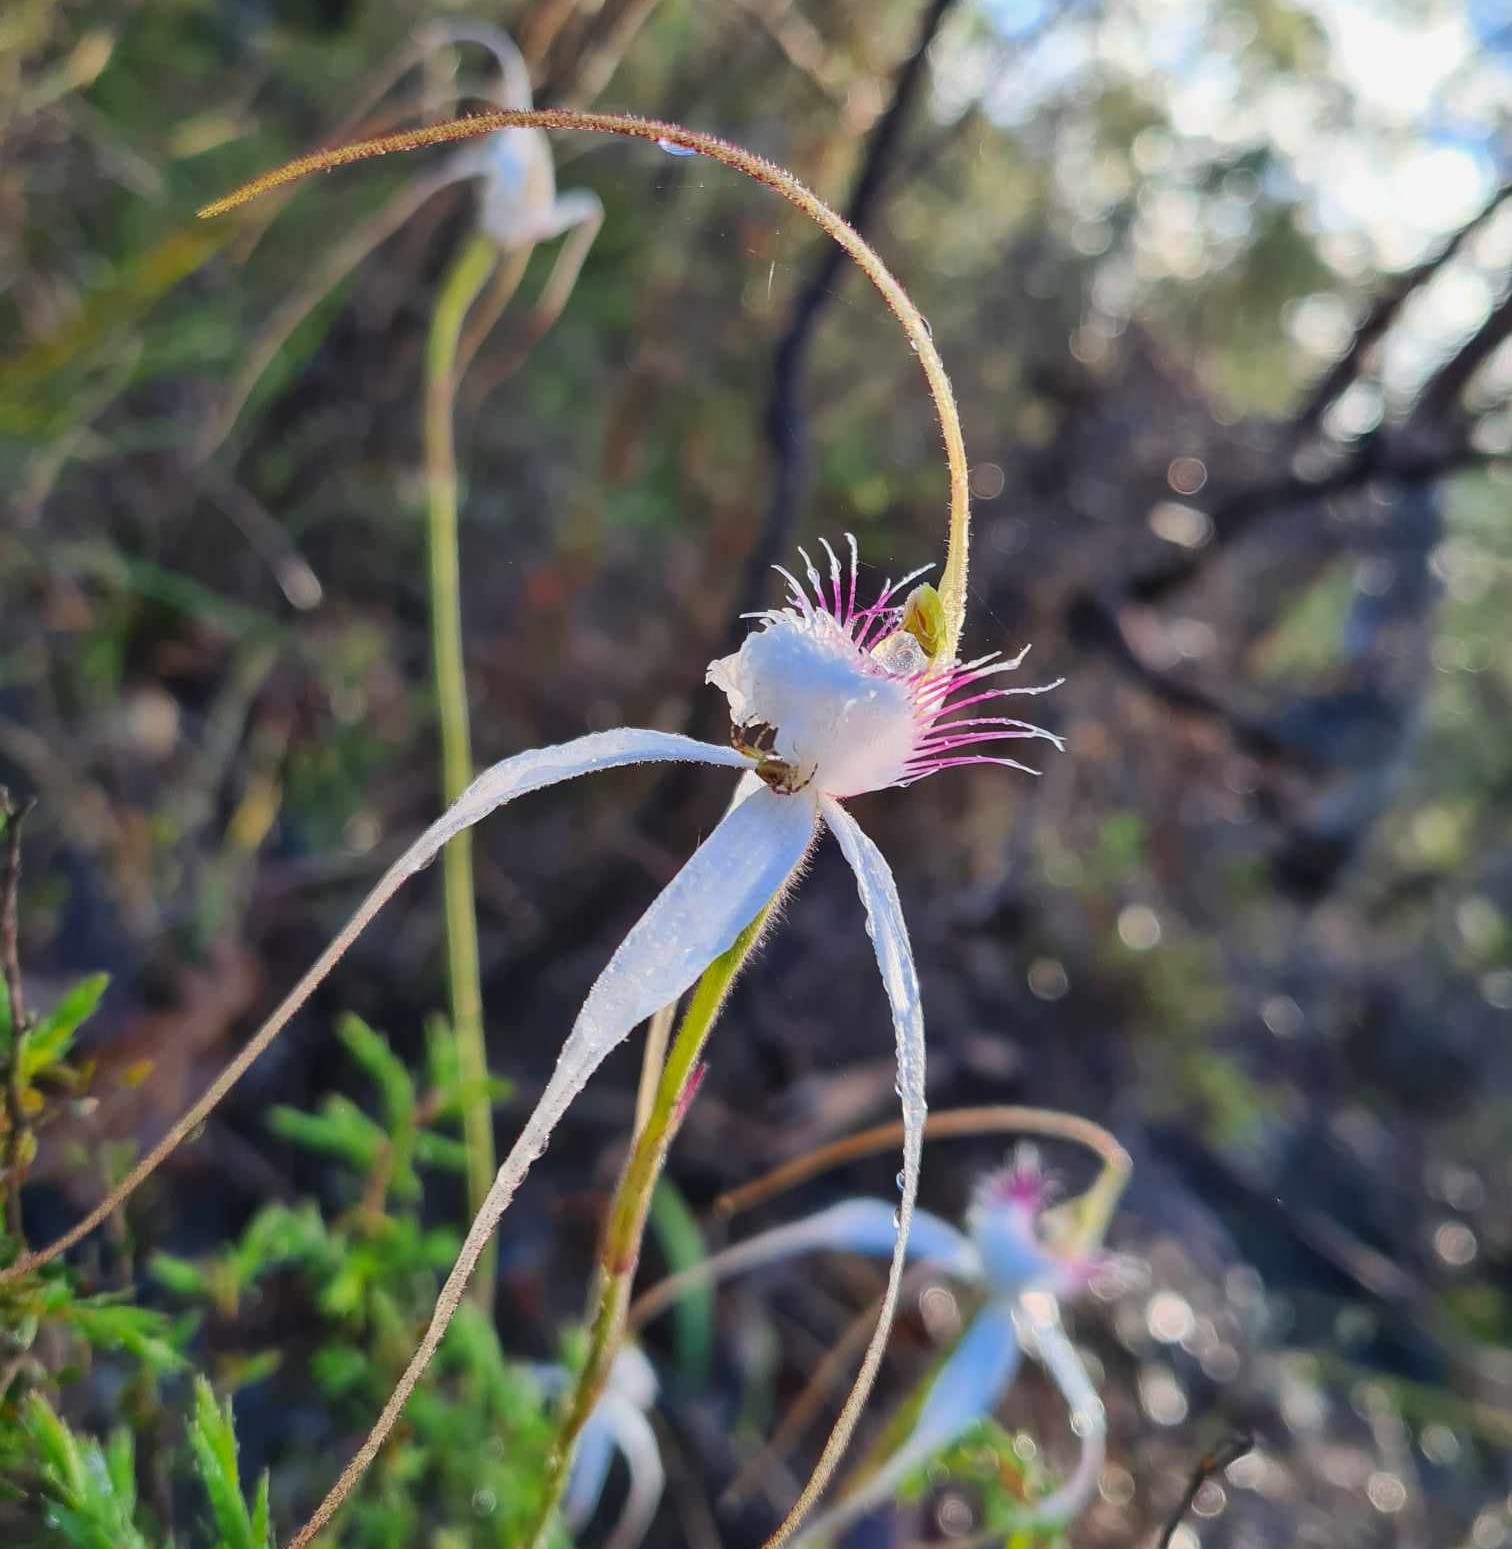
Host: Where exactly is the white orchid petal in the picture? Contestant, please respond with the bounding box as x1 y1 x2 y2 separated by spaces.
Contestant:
563 1407 617 1530
1014 1291 1107 1524
641 1200 973 1314
551 1347 665 1547
771 799 927 1543
473 788 819 1320
574 785 817 1039
596 1391 666 1549
723 765 768 817
743 1198 971 1277
792 1302 1022 1548
423 727 751 860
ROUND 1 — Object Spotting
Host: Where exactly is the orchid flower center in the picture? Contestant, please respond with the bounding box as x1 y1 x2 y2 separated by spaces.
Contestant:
968 1149 1100 1299
707 537 1063 799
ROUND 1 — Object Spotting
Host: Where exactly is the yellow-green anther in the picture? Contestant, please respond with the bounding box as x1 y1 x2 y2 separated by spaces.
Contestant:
901 583 945 663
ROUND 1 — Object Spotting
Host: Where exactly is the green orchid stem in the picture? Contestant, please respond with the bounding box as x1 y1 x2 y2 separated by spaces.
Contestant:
525 904 774 1549
424 230 499 1305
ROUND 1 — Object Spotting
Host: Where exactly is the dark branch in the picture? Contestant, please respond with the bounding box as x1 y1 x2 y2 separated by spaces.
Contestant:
1412 284 1512 426
1157 1431 1254 1549
1129 439 1501 607
1065 592 1296 762
1294 182 1511 440
734 0 962 638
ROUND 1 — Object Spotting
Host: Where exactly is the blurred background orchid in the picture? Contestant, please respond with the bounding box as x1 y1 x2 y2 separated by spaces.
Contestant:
635 1142 1122 1545
535 1344 665 1549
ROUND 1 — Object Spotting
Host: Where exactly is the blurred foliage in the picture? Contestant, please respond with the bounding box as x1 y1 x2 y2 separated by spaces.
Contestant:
1 978 561 1546
903 1417 1063 1547
1 0 1511 1543
0 972 108 1175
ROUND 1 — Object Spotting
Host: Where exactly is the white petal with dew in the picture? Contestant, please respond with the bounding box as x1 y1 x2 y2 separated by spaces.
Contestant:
766 799 928 1544
424 727 752 858
271 737 787 1549
791 1300 1023 1547
723 765 768 816
1013 1290 1107 1524
727 1198 973 1279
563 1407 618 1531
571 783 818 1045
470 786 818 1268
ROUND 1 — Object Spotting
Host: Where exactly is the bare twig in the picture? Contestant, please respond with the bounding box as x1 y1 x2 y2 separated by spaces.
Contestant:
1157 1431 1254 1549
1294 182 1511 440
1411 285 1512 427
1127 437 1501 607
1 790 37 1243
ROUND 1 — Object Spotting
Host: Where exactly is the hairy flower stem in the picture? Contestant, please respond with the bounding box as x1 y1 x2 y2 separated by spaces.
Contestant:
198 108 972 659
425 230 500 1306
716 1104 1131 1241
525 906 772 1549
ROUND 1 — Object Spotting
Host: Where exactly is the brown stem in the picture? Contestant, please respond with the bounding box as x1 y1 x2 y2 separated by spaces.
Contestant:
714 1103 1130 1220
1 792 36 1244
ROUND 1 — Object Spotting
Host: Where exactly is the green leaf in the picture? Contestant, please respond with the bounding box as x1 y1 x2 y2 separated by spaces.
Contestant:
266 1098 382 1168
187 1377 270 1549
149 1252 209 1298
649 1179 714 1386
20 973 110 1079
411 1131 468 1173
67 1295 191 1374
22 1393 152 1549
251 1471 272 1549
23 1392 83 1495
337 1014 414 1128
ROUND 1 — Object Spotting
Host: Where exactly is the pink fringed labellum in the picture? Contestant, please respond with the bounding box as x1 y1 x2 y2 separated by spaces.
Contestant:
708 536 1062 799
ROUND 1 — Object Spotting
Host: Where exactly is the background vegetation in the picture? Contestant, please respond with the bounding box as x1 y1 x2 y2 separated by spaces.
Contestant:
2 0 1510 1544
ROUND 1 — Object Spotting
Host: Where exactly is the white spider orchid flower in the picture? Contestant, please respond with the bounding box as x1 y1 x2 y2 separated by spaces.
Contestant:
434 26 604 251
532 1345 664 1549
6 537 1061 1538
391 537 1061 1317
645 1149 1108 1545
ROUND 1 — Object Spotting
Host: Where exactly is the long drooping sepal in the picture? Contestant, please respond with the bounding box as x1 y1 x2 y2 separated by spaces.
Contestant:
1012 1290 1107 1524
792 1300 1024 1547
762 799 928 1546
569 786 816 1040
285 785 816 1549
561 1347 662 1546
2 729 753 1285
562 1406 617 1532
592 1392 666 1549
632 1198 975 1327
